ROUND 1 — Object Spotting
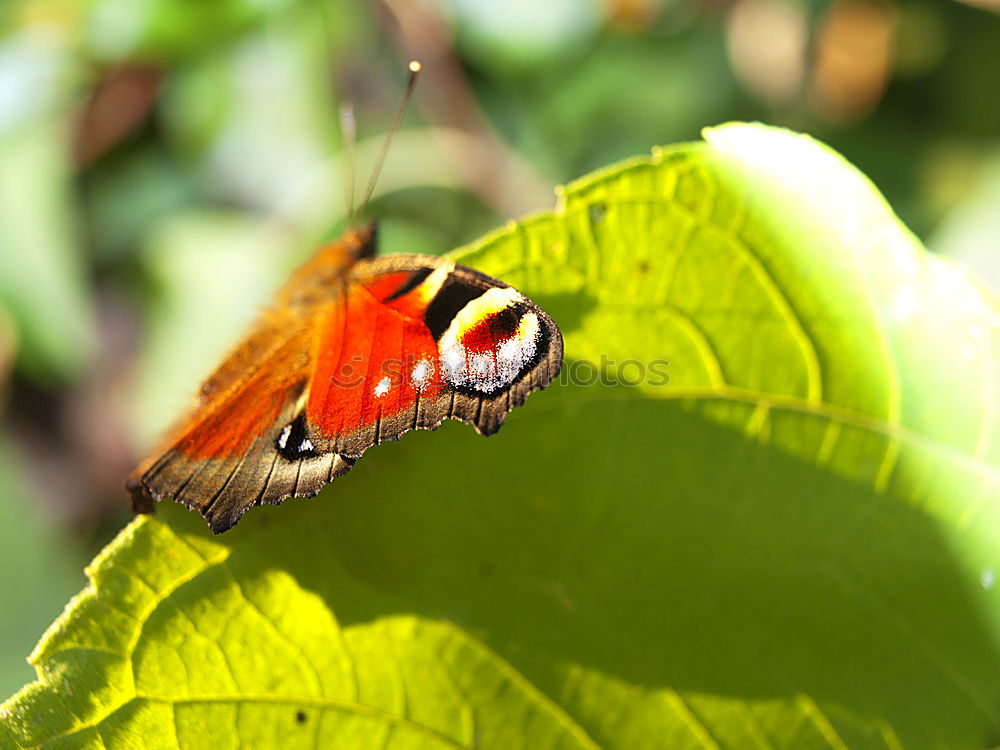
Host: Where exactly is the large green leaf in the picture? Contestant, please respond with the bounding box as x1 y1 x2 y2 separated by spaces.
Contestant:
4 123 1000 749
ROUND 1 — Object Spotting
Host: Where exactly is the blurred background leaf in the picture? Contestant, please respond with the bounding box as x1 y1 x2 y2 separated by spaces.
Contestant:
0 0 999 716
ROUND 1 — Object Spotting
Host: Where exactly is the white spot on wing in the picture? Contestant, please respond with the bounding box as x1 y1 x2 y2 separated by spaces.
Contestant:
470 352 493 379
300 438 314 452
411 358 433 389
374 376 391 397
277 425 291 449
498 336 520 362
441 347 465 382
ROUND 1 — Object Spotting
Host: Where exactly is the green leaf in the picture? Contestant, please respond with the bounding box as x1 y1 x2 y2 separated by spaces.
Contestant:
4 123 1000 749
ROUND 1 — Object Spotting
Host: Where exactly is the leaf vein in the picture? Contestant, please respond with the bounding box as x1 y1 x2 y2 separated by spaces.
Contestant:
219 561 325 697
795 694 848 750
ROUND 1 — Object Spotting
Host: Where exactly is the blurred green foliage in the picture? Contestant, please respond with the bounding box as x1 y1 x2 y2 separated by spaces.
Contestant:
0 0 999 708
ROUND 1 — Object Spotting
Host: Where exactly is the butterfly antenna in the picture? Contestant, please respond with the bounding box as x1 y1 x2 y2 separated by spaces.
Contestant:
356 60 422 221
339 101 357 221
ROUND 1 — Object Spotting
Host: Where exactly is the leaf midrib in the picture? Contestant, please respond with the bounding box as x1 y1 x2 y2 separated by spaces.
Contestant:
538 381 1000 482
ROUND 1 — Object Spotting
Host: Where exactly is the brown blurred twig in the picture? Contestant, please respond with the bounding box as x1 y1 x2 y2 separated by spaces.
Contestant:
73 64 163 168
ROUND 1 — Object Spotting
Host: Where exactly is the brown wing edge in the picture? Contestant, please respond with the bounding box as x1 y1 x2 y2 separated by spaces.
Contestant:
125 376 360 533
127 444 356 534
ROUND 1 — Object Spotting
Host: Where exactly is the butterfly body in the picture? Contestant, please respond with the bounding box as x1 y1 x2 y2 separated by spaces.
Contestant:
128 222 562 533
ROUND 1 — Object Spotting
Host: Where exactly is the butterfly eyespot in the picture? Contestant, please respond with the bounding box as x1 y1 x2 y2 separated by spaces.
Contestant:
438 289 542 394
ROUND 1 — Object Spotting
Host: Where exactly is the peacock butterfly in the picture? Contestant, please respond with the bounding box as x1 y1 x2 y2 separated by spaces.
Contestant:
127 221 563 532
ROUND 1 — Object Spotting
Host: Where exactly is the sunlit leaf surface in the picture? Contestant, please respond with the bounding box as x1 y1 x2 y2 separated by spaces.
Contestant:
3 124 1000 749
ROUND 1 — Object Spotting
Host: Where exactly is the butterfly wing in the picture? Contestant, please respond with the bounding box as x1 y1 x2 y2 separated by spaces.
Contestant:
128 224 562 533
302 254 562 455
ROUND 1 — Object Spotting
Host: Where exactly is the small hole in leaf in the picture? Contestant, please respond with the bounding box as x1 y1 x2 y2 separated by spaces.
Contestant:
296 711 308 724
588 202 607 224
